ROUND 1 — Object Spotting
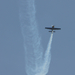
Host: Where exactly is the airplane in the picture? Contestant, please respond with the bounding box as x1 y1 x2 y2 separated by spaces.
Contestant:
45 25 61 32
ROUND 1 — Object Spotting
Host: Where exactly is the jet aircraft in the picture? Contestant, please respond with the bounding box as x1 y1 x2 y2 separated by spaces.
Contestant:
45 25 61 32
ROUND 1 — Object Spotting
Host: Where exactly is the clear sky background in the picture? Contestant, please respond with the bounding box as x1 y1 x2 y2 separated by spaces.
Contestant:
0 0 75 75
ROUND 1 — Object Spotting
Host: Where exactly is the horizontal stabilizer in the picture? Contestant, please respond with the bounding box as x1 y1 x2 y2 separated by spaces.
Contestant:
49 31 55 32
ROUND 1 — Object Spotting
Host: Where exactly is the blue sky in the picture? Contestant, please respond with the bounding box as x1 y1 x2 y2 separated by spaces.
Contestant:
36 0 75 75
0 0 75 75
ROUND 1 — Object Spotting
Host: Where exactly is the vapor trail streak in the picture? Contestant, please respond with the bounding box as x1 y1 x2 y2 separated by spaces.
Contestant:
19 0 53 75
43 32 53 74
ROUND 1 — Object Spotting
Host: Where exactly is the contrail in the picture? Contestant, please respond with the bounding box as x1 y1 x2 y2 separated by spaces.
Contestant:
19 0 53 75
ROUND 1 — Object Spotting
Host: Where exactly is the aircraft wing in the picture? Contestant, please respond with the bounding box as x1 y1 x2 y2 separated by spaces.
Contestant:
45 27 52 29
45 27 61 30
52 28 61 30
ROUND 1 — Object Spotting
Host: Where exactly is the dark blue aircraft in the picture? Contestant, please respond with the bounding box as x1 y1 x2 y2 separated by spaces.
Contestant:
45 25 61 32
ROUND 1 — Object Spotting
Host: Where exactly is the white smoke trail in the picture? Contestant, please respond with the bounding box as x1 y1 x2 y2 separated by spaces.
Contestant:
42 32 53 74
19 0 53 75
